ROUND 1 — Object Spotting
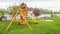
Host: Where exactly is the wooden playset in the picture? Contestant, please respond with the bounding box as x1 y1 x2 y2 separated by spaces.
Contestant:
5 3 38 31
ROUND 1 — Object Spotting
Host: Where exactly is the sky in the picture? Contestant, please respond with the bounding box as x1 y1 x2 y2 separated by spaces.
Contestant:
0 0 60 11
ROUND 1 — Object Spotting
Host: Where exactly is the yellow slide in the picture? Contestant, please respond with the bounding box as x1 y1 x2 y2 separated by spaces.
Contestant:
29 16 38 23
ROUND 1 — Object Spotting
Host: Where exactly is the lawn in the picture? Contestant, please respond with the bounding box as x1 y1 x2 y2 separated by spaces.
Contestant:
0 17 60 34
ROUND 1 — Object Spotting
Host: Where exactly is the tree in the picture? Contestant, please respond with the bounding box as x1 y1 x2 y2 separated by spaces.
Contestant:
0 9 7 21
0 9 5 17
51 11 53 17
8 5 19 17
33 8 41 17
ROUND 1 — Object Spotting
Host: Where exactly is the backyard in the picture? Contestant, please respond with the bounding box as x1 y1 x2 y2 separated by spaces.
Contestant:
0 17 60 34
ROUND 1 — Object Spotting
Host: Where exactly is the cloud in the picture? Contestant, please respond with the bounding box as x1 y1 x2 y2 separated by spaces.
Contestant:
0 0 60 11
0 0 60 3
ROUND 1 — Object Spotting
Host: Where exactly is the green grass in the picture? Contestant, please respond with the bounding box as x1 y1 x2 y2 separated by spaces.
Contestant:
0 17 60 34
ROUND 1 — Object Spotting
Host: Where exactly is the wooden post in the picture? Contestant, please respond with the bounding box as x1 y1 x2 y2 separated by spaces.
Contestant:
5 12 17 31
19 3 32 30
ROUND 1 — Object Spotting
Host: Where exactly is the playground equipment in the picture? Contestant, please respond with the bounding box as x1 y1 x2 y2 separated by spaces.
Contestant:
5 3 38 31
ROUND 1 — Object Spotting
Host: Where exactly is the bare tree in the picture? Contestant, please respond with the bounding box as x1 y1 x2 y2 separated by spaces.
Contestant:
33 8 41 17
